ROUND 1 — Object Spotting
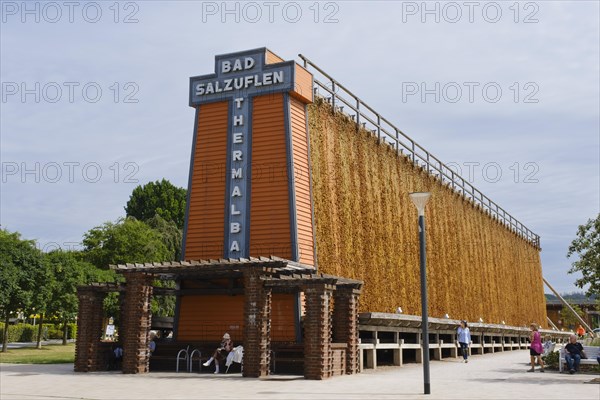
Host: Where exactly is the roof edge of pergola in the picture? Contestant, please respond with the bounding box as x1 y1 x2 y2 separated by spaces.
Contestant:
105 255 363 289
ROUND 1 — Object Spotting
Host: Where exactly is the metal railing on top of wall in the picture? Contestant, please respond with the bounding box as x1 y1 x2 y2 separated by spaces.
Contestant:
298 54 540 249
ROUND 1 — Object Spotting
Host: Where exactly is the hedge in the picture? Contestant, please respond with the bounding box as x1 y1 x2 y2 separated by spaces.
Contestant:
0 322 77 343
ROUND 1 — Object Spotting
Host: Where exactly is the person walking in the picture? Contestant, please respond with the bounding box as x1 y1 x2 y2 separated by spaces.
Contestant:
457 320 471 363
528 323 544 372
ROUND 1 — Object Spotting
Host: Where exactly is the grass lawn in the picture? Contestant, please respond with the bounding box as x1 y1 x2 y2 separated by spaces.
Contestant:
0 343 75 364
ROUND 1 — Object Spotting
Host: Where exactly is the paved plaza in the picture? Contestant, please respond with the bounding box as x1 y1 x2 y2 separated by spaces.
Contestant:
1 350 598 400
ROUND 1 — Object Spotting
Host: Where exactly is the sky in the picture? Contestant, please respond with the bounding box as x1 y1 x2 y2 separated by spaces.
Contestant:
1 0 598 294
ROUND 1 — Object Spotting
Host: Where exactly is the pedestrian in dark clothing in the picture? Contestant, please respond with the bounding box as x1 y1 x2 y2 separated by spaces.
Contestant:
564 334 585 374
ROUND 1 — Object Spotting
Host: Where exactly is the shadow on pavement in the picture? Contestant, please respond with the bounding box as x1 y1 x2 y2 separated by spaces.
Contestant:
471 377 591 385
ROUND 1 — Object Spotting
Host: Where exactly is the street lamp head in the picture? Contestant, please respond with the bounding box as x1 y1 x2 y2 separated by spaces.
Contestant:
409 192 431 216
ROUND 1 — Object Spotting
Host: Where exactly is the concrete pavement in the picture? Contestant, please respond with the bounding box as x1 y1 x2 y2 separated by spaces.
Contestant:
1 350 598 400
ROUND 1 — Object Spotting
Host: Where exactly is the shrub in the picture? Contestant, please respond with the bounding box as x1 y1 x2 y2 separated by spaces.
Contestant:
69 323 77 340
45 324 61 339
42 323 77 340
542 351 560 369
19 324 38 342
0 322 76 343
0 323 39 342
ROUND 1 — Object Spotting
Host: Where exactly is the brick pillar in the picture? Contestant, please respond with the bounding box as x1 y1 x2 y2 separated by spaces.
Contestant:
332 286 361 374
243 267 271 378
118 291 127 344
121 272 153 374
74 287 105 372
304 283 334 380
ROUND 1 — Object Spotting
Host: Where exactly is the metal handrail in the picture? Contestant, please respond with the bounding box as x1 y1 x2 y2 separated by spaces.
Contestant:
299 54 540 249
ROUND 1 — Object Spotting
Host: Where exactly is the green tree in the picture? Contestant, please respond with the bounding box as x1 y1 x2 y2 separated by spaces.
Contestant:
146 214 183 260
144 215 180 316
567 214 600 297
30 261 54 349
125 179 187 229
0 229 47 352
81 218 175 319
45 250 116 344
560 303 586 330
82 217 172 269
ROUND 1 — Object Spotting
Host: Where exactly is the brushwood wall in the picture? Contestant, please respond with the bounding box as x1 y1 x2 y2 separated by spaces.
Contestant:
308 99 547 327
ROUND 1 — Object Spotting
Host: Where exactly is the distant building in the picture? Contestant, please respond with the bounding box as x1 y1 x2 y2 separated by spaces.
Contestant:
546 297 599 330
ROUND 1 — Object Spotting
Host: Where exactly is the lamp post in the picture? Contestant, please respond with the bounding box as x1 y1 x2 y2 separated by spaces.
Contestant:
409 192 431 395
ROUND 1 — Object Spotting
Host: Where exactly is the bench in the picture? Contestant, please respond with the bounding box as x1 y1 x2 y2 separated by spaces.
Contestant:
558 345 600 372
150 341 242 373
149 342 193 372
271 343 304 374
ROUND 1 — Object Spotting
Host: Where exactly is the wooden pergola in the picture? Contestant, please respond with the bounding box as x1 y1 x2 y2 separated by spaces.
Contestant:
75 256 362 379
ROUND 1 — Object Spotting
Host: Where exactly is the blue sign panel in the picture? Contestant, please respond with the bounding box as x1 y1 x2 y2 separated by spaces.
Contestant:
190 49 295 106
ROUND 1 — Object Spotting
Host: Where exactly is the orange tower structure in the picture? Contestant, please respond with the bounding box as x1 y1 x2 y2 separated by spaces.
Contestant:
179 48 315 342
183 48 314 264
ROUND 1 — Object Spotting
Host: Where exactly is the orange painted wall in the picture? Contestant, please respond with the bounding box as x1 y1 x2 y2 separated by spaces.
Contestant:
184 101 229 260
177 293 296 342
271 293 299 341
266 50 284 64
249 94 292 259
178 294 244 341
293 64 313 104
265 50 312 103
290 97 315 266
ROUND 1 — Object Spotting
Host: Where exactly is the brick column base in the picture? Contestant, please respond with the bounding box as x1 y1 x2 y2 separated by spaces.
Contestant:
332 286 361 374
304 283 334 380
243 268 271 378
74 288 106 372
121 272 153 374
118 291 127 344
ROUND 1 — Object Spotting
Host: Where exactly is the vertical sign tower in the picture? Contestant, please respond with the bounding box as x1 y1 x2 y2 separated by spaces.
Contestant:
183 48 315 267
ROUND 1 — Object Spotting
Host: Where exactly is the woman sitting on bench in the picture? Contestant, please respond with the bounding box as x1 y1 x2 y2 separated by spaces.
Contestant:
203 333 233 374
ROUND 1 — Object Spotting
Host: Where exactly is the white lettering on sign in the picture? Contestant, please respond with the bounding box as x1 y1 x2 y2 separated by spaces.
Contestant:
229 93 247 255
221 57 256 74
195 71 285 96
232 168 242 179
